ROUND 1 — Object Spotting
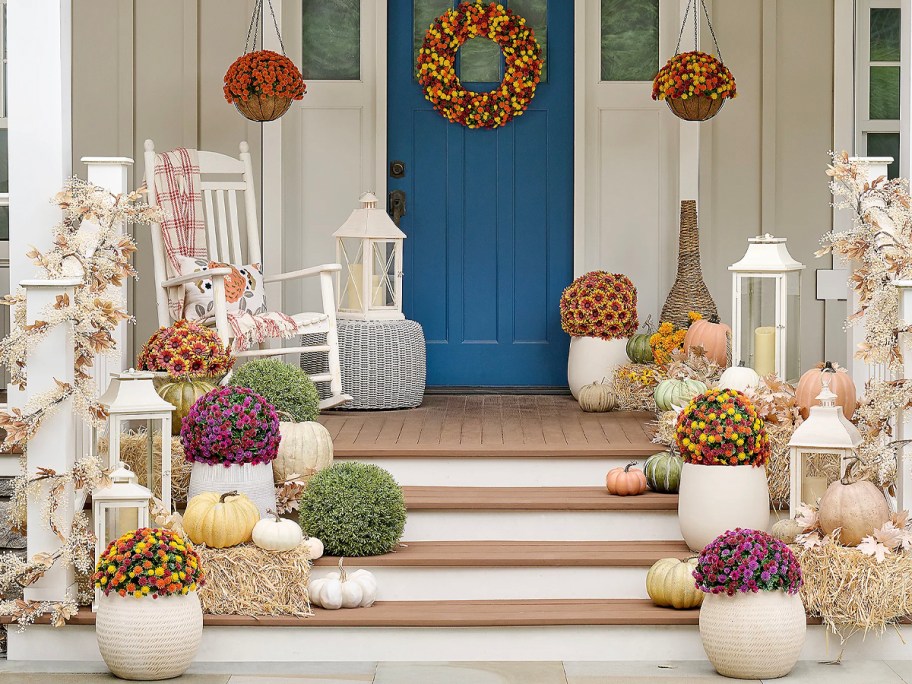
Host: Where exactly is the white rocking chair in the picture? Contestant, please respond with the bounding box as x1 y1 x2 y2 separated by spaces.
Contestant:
143 139 350 410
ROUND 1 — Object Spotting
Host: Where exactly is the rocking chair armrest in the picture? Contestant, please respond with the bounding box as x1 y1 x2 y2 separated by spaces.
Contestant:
161 267 233 288
263 263 342 284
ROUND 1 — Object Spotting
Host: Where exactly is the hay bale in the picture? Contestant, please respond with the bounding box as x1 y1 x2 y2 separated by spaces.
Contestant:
103 431 192 503
613 363 662 412
765 422 794 510
798 537 912 637
196 543 312 617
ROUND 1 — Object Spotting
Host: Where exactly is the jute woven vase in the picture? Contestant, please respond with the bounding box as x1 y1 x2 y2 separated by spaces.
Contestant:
660 200 718 328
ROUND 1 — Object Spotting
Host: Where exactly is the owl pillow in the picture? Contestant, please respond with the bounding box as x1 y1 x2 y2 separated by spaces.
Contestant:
175 256 268 321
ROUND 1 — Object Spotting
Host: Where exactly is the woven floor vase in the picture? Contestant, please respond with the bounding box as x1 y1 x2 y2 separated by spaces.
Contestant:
660 200 718 328
567 336 628 399
699 590 806 679
96 592 202 680
187 461 276 517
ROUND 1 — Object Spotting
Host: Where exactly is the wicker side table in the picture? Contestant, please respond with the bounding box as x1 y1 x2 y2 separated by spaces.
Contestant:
301 319 426 409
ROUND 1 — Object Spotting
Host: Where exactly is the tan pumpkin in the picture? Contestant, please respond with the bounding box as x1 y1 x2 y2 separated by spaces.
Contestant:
578 381 617 413
182 490 260 548
155 377 216 435
605 461 648 496
683 315 731 367
818 476 890 546
796 362 857 421
272 421 334 482
646 557 703 609
770 518 803 544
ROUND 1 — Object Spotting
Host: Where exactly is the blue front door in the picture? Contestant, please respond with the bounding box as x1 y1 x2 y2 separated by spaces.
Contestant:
388 0 573 387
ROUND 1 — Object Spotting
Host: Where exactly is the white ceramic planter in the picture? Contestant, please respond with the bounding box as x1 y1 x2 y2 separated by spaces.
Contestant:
187 461 276 516
678 462 770 551
567 336 629 399
96 592 203 680
699 590 806 679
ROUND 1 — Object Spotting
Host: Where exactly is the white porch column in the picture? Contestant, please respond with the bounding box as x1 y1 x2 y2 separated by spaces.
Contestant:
895 280 912 512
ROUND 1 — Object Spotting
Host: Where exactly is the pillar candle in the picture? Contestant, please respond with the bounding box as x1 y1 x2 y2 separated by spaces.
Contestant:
802 475 829 506
754 326 776 377
345 264 363 310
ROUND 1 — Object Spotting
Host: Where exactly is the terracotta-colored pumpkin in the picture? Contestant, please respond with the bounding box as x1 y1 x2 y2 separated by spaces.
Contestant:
796 362 857 421
683 315 731 367
817 475 890 546
605 461 648 496
646 557 703 609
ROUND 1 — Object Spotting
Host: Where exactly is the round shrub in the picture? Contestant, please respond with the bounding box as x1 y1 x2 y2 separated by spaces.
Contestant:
299 462 406 556
232 359 320 423
180 386 280 466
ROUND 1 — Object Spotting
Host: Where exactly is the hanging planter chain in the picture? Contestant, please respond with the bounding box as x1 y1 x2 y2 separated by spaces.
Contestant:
244 0 287 56
674 0 724 61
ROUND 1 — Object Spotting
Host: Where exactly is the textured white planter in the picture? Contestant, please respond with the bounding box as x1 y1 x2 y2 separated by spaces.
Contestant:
96 592 203 680
187 461 276 516
567 336 628 399
678 463 770 551
699 590 806 679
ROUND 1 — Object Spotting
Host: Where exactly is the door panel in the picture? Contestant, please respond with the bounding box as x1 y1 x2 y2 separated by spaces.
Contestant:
388 0 573 387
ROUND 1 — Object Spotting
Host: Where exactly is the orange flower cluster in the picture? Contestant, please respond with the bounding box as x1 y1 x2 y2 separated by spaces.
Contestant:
649 312 701 365
416 2 543 129
676 388 770 466
560 272 638 341
652 51 736 102
223 50 306 104
137 319 234 379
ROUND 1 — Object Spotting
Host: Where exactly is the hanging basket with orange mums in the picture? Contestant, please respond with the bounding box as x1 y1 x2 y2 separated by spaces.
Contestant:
652 1 736 122
417 1 543 130
223 0 306 122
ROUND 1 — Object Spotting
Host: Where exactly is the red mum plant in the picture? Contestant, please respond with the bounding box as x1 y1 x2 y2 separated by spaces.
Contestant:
223 50 306 105
652 51 736 102
137 320 234 380
694 528 802 596
560 272 638 341
675 388 770 466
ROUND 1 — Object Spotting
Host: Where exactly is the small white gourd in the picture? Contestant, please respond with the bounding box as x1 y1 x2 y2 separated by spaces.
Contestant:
302 534 324 560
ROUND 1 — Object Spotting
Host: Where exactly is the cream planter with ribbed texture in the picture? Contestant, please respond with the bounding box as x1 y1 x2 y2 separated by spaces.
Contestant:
187 461 276 517
567 337 628 399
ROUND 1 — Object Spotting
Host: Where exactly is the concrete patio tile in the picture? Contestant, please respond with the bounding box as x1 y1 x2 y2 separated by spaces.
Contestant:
0 675 230 683
775 660 904 684
373 661 567 684
190 663 378 677
887 661 912 684
563 660 743 682
227 676 373 684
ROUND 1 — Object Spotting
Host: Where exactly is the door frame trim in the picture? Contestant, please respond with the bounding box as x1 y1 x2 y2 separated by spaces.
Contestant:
573 0 586 277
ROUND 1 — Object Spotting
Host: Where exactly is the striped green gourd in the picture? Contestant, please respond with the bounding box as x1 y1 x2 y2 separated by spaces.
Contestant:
644 450 684 493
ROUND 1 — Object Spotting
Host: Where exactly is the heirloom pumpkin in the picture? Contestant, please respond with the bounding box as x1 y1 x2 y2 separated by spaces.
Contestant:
252 510 304 552
272 421 334 482
155 377 217 435
644 450 684 493
605 461 648 496
818 476 890 546
717 362 760 393
654 377 707 411
796 362 857 421
626 322 655 364
646 557 703 609
578 381 617 413
183 490 259 548
683 315 731 367
770 518 803 544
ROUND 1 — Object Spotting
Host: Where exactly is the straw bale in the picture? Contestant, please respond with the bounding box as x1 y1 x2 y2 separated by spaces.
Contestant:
103 431 192 503
613 363 661 412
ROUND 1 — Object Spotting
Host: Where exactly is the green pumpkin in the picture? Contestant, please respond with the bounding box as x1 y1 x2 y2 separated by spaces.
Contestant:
154 377 217 435
644 451 684 493
626 323 655 364
654 378 706 412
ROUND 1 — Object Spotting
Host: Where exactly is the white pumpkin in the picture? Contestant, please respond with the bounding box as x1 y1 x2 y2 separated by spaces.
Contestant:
718 363 761 393
308 559 377 610
273 421 334 482
302 534 324 560
251 511 303 552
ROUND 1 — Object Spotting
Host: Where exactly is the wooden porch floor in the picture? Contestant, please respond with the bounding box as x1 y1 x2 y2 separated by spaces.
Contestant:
319 395 657 457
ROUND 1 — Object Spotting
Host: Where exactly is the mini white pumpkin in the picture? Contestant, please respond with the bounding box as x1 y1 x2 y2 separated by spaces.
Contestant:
718 362 761 393
308 558 377 609
302 534 325 560
251 510 303 552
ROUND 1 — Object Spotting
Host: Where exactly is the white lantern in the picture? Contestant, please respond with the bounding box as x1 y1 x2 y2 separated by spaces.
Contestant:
92 462 151 609
333 192 406 320
94 369 175 513
730 234 804 382
787 365 861 517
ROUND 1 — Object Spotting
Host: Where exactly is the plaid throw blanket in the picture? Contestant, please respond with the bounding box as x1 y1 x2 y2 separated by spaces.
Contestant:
153 147 298 351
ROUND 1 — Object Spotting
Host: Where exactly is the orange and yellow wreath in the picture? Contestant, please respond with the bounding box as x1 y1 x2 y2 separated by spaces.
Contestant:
417 2 543 129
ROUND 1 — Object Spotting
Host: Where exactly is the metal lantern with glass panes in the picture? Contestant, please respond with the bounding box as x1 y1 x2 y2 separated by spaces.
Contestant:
787 364 862 517
95 369 175 513
92 462 151 609
333 192 406 320
729 234 804 382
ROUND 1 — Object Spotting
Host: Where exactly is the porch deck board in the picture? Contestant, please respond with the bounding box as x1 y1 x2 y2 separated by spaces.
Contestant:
322 395 657 457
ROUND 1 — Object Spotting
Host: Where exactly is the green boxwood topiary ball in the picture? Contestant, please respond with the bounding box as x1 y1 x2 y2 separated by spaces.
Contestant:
232 358 320 423
299 462 406 557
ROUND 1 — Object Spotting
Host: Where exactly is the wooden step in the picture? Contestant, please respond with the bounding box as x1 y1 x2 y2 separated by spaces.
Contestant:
402 486 677 511
312 540 691 568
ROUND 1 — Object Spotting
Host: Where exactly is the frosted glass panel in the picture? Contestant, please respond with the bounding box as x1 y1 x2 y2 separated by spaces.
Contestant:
511 0 548 82
870 66 900 119
460 37 502 83
301 0 360 80
871 8 901 61
414 0 451 70
867 132 900 179
601 0 659 81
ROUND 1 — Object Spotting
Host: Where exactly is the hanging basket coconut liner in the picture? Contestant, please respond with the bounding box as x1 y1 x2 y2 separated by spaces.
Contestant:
195 543 313 617
103 431 193 503
797 537 912 637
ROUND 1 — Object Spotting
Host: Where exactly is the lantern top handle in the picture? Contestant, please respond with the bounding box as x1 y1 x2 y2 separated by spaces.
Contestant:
333 192 406 240
817 362 837 407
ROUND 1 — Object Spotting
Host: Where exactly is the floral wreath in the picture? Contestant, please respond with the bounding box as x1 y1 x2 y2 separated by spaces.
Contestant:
417 2 543 129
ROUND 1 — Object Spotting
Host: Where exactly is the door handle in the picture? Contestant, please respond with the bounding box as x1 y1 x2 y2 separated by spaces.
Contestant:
388 189 406 227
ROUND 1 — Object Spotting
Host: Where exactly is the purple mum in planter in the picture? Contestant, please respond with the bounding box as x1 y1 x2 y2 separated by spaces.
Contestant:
693 528 802 596
180 386 280 466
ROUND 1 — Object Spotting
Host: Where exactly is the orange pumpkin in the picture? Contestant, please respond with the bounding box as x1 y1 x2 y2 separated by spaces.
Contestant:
795 362 857 421
605 461 648 496
683 315 731 367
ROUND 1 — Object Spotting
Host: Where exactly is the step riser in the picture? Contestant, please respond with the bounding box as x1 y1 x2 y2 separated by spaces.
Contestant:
309 566 653 601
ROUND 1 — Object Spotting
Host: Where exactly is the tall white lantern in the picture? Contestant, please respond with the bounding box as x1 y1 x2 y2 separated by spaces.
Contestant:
730 234 804 382
333 192 407 320
787 364 861 517
95 369 175 513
